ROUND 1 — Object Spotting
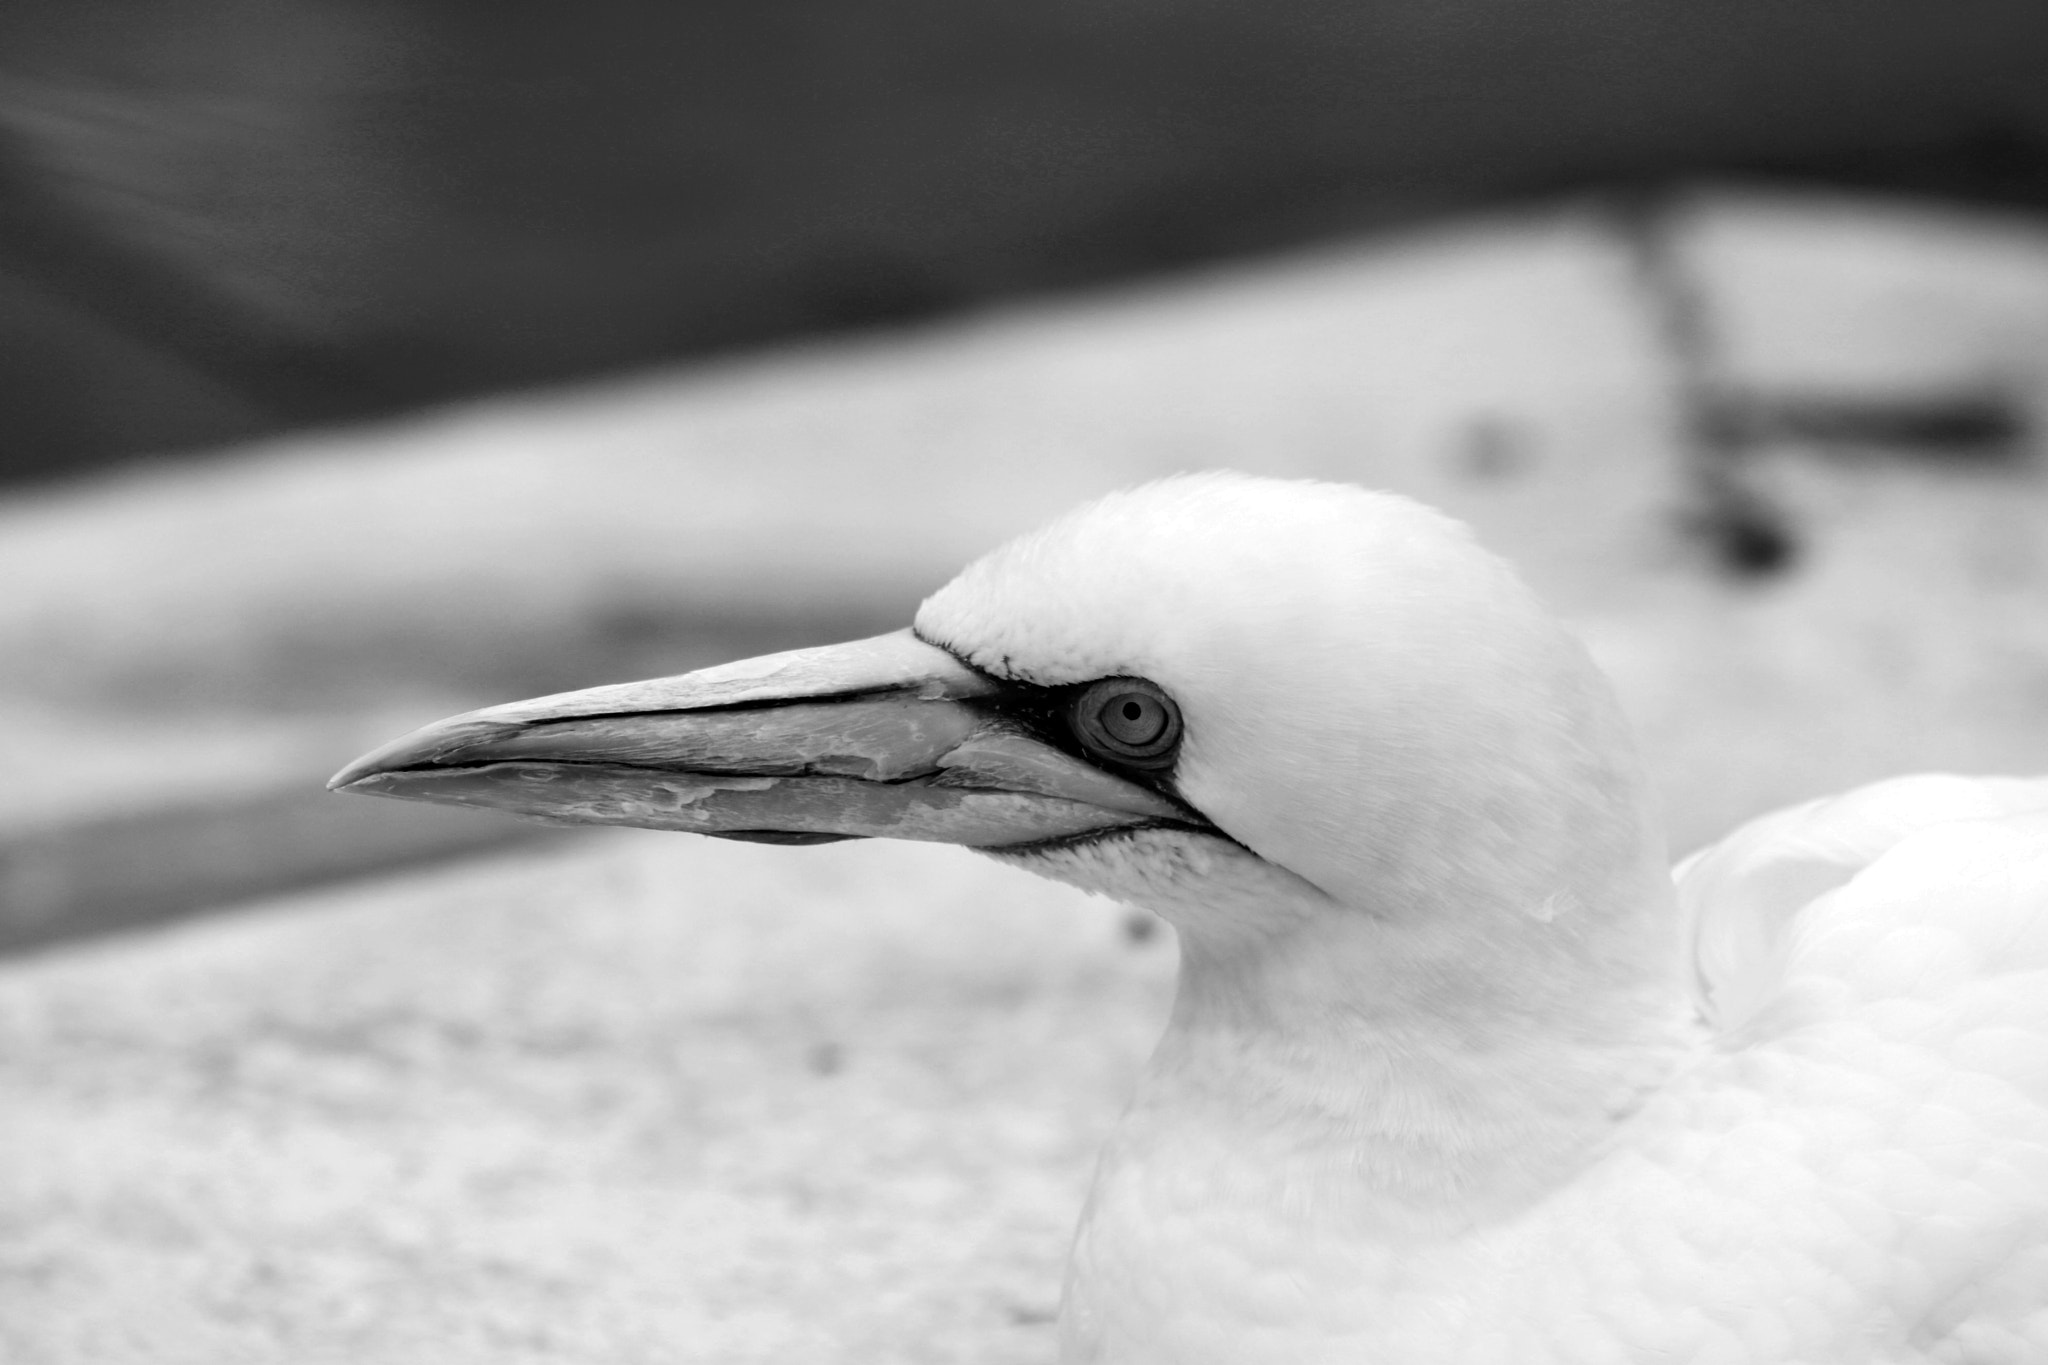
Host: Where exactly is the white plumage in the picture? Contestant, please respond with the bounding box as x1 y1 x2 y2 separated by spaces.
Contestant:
340 473 2048 1362
1058 780 2048 1363
920 477 2048 1362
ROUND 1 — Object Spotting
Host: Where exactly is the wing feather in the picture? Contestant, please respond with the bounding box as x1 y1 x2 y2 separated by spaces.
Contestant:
1674 775 2048 1032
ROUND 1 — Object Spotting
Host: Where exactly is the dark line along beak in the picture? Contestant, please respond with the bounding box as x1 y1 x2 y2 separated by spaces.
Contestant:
328 628 1210 848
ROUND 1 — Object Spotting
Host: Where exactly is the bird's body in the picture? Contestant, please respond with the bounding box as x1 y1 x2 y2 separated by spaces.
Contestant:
1058 783 2048 1363
336 473 2048 1362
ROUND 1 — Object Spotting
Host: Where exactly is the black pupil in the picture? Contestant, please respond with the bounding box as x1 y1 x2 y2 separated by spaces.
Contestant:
1103 694 1163 746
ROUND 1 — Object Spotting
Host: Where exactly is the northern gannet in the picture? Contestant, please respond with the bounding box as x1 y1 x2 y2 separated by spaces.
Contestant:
333 473 2048 1362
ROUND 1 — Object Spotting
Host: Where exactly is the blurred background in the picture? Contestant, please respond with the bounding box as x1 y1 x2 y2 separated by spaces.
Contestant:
7 0 2048 478
6 3 2048 1359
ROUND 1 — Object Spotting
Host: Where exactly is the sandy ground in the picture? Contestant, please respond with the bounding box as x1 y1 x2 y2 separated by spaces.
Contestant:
5 189 2048 1361
2 837 1153 1364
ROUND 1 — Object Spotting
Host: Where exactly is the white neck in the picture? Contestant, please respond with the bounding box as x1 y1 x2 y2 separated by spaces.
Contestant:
1134 888 1694 1233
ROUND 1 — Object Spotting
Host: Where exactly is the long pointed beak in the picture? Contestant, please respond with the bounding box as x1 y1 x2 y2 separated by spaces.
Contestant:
329 629 1204 848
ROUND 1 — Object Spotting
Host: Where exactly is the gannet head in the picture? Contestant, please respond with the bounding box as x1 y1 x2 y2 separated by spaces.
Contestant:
914 476 1670 950
334 471 1680 1091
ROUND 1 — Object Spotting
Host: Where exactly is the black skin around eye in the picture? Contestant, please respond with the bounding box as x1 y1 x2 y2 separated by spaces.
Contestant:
1070 679 1181 768
959 674 1183 779
944 672 1199 828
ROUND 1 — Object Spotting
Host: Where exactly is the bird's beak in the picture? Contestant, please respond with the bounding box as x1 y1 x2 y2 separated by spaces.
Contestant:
328 628 1202 848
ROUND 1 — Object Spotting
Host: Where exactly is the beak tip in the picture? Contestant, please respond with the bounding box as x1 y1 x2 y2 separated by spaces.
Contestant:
327 718 504 795
326 763 382 794
328 744 422 793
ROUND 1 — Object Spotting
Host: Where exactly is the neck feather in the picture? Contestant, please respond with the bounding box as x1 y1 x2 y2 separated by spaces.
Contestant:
1123 743 1694 1237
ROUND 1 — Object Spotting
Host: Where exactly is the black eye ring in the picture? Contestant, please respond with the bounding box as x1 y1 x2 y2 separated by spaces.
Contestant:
1069 678 1183 770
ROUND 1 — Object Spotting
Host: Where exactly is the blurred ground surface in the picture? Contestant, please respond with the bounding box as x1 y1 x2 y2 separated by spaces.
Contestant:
5 190 2048 1361
2 838 1147 1364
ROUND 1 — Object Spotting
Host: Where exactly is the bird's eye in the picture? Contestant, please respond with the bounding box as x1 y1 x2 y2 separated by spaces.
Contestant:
1070 678 1182 769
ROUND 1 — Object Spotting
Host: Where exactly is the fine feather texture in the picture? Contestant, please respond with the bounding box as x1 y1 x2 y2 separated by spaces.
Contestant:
1676 774 2048 1032
916 474 2048 1363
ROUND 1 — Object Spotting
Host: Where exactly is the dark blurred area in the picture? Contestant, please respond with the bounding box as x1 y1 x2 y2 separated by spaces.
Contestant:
4 0 2048 481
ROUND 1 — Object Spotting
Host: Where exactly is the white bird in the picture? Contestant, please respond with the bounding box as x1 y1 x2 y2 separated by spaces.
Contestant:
334 473 2048 1363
